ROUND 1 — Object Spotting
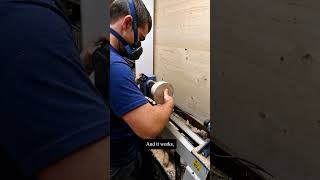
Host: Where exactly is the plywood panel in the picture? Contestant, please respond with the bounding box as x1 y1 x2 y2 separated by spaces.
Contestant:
213 0 320 179
154 0 210 122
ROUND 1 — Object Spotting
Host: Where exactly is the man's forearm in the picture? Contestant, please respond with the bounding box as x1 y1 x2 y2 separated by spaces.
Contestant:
122 98 175 139
149 100 174 138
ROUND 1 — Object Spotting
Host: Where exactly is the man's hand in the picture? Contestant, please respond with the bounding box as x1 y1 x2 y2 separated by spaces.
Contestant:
80 35 108 75
163 89 174 107
122 88 174 139
135 73 143 84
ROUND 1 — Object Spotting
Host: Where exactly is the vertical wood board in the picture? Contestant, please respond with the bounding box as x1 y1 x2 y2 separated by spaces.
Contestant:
154 0 210 122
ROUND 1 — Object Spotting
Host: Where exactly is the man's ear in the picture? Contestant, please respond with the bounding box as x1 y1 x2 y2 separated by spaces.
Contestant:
122 15 133 32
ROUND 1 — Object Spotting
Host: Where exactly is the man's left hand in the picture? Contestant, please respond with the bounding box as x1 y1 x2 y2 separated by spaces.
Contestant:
135 73 143 84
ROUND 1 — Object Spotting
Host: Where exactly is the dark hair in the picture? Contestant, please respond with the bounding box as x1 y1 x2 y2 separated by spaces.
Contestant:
110 0 152 32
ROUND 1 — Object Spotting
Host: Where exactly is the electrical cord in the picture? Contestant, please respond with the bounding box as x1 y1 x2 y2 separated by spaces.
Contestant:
211 152 275 179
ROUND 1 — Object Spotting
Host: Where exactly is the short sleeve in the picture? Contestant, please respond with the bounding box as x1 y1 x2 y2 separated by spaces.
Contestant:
109 61 148 117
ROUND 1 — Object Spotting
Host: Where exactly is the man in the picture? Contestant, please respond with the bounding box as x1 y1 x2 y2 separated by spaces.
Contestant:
109 0 174 179
0 0 109 179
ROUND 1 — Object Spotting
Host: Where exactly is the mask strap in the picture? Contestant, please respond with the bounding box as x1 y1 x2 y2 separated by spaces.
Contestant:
110 28 129 46
110 28 134 57
128 0 138 45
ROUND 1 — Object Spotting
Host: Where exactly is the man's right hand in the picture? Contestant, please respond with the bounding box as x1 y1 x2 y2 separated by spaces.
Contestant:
163 89 174 107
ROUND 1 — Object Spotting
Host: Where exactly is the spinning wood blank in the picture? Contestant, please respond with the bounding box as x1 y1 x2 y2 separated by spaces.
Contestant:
151 81 174 104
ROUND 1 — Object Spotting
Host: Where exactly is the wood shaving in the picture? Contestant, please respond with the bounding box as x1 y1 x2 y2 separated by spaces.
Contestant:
151 149 176 179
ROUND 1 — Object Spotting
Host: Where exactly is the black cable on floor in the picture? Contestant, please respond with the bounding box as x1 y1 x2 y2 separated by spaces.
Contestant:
211 152 275 179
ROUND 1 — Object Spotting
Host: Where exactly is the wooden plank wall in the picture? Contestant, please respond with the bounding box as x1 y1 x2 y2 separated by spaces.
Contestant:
154 0 210 122
213 0 320 179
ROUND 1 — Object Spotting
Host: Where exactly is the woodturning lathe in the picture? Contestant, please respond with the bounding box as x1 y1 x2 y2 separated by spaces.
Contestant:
138 74 210 180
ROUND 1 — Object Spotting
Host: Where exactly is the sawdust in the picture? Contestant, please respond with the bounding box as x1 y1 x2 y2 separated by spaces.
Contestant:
149 119 208 179
151 149 176 179
191 127 208 139
185 120 208 139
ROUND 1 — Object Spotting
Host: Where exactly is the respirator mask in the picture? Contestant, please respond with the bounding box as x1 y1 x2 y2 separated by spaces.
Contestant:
110 0 143 61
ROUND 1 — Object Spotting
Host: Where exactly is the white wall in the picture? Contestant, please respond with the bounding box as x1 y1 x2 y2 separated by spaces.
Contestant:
135 0 154 76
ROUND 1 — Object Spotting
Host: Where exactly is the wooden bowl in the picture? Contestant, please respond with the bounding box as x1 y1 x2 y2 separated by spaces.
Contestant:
151 81 174 104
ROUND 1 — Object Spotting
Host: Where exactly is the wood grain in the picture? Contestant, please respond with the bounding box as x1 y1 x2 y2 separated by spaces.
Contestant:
151 81 174 104
154 0 210 122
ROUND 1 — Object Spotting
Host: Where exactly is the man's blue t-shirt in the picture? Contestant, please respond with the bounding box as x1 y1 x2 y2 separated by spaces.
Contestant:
0 0 109 178
109 46 148 167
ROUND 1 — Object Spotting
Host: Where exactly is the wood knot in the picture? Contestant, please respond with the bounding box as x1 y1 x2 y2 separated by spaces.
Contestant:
301 53 313 64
